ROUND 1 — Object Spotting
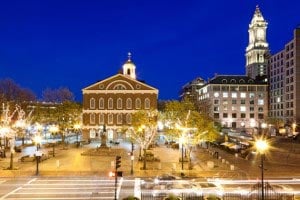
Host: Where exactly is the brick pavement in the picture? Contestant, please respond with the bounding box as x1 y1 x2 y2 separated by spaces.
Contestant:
0 139 299 179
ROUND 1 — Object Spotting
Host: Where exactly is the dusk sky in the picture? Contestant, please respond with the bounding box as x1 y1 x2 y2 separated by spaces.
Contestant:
1 0 300 101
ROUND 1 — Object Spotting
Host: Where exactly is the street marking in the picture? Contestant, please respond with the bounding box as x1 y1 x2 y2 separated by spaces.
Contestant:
134 178 141 199
0 178 37 200
117 177 123 199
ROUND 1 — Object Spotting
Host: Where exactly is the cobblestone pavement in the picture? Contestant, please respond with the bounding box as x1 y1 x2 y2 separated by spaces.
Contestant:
0 138 299 179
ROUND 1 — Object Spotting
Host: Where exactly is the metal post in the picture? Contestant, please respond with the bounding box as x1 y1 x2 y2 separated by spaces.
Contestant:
52 143 55 157
36 156 40 176
181 145 184 171
261 153 264 200
9 151 13 169
143 148 146 170
76 130 79 148
131 142 134 175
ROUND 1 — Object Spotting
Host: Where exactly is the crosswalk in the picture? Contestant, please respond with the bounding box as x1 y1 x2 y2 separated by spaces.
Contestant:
0 177 137 200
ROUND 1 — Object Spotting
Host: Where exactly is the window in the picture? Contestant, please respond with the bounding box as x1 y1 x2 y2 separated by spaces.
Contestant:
250 107 254 111
90 98 95 109
214 113 219 119
232 99 237 104
258 99 264 105
108 98 113 109
241 99 246 104
135 98 141 109
223 113 228 118
126 98 132 109
231 92 237 98
241 113 246 118
250 99 254 104
223 106 228 111
117 114 123 124
214 99 219 104
250 113 254 118
232 113 237 118
108 114 113 124
223 92 228 98
90 113 95 124
214 107 219 112
214 92 219 97
117 98 122 109
258 107 263 112
99 98 104 109
126 114 132 124
249 93 255 98
240 106 246 112
145 98 150 109
99 113 104 124
240 93 246 98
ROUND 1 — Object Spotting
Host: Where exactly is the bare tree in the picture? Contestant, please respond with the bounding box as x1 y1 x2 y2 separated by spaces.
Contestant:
42 87 74 103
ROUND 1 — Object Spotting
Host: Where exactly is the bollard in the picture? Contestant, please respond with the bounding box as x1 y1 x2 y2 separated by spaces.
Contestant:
230 165 234 170
56 160 60 168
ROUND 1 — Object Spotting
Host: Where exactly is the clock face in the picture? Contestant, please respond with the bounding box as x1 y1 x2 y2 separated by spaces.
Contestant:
257 29 264 39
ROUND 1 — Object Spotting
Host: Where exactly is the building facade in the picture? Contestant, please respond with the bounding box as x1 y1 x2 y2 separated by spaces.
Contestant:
198 75 268 130
82 54 158 142
245 5 270 80
269 28 300 124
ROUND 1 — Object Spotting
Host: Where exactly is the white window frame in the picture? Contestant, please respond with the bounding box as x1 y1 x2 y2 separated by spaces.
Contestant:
90 98 95 109
117 98 122 109
126 113 132 124
108 113 113 124
90 113 95 124
99 98 104 109
117 114 123 124
99 113 104 124
135 98 141 109
145 98 150 109
126 98 132 109
108 98 113 109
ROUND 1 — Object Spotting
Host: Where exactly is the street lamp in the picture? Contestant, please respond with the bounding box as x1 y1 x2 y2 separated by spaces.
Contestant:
130 142 134 175
49 125 58 157
255 139 269 200
34 135 42 176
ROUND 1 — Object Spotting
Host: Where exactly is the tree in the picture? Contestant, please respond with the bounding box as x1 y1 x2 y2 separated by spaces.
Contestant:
0 78 36 104
162 98 219 159
123 109 158 170
42 87 74 103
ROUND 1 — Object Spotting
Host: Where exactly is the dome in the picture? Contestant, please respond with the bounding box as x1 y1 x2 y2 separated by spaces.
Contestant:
122 52 136 79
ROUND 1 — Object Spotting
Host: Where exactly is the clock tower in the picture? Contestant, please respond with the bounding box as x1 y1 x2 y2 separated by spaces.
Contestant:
245 5 269 80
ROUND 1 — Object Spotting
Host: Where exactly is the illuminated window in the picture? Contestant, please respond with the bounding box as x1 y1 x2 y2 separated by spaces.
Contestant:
108 98 113 109
231 92 237 98
145 98 150 109
258 99 264 105
223 92 228 98
99 98 104 109
214 92 219 97
240 106 246 112
117 98 122 109
126 98 132 109
240 93 246 98
90 98 95 109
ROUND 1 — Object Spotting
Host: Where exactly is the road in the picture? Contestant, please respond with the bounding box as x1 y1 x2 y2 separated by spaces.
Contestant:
0 177 136 200
0 176 300 199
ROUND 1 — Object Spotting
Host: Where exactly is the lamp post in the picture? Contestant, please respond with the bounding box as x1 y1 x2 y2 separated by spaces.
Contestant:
179 136 185 176
130 142 134 175
49 125 58 157
255 139 269 200
35 135 42 176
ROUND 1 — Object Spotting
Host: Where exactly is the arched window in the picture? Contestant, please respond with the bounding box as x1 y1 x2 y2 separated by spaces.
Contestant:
108 114 113 124
90 113 95 124
99 98 104 109
108 98 113 109
144 98 150 109
90 98 95 109
135 98 141 109
221 79 227 84
99 113 104 124
117 98 122 109
239 79 245 84
117 114 123 124
126 114 132 124
126 98 132 109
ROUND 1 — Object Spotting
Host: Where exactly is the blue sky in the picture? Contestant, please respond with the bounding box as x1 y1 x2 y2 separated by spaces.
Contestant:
1 0 300 101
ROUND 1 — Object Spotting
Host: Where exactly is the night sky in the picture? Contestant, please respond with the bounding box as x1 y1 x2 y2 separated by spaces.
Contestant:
1 0 300 101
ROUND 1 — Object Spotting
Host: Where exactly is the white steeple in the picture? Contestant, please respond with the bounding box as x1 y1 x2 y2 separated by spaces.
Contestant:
122 52 136 79
246 5 269 79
